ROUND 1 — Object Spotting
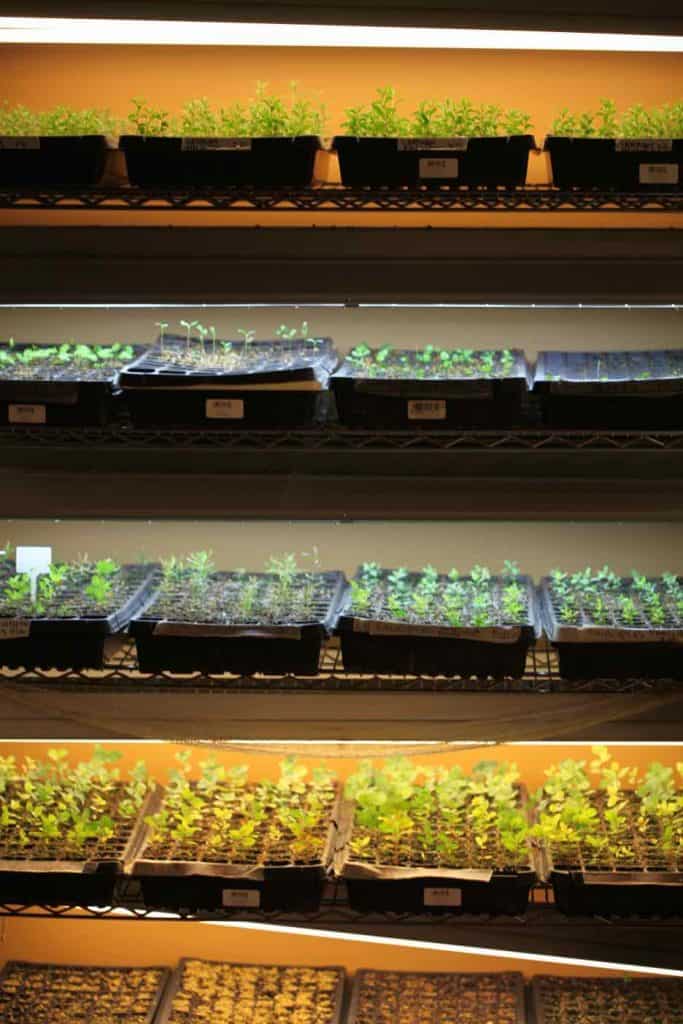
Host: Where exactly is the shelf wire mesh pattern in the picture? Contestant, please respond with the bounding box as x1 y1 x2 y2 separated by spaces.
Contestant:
0 426 681 452
0 638 679 694
2 184 683 213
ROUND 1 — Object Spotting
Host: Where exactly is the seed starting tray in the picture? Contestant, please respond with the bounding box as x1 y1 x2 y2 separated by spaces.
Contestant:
539 575 683 681
0 960 171 1024
154 958 345 1024
331 348 530 429
130 570 347 675
529 974 683 1024
335 785 536 915
539 790 683 917
338 570 539 678
347 970 526 1024
0 563 160 670
129 783 341 912
0 786 156 907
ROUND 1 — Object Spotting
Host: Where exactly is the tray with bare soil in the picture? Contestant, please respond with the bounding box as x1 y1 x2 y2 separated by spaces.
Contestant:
119 322 337 428
540 567 683 681
338 562 538 677
348 970 525 1024
0 961 170 1024
0 549 158 670
331 345 530 429
0 340 139 426
335 758 535 914
0 747 153 907
131 754 339 912
534 349 683 429
533 746 683 916
154 959 344 1024
130 552 346 675
529 975 683 1024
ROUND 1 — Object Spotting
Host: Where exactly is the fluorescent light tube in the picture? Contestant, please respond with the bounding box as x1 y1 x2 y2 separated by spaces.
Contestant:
1 17 683 51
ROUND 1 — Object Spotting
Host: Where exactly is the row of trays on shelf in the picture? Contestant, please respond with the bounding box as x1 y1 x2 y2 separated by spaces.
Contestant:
2 337 682 430
3 960 678 1024
2 132 683 192
1 556 682 681
1 748 681 919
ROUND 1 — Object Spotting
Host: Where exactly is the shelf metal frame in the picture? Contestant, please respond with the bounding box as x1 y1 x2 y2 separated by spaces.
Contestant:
2 184 683 213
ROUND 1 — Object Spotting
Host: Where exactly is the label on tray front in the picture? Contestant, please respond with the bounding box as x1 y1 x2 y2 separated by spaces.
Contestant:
423 887 462 907
0 619 31 640
8 404 47 424
418 157 459 179
615 139 673 152
181 137 252 151
639 162 679 185
0 136 40 150
222 888 261 907
206 398 244 419
398 138 469 152
407 399 447 420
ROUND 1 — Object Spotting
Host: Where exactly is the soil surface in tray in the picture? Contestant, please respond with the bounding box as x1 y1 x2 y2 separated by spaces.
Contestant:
349 567 531 633
353 971 523 1024
141 570 339 628
0 963 167 1024
130 337 334 378
0 559 150 622
0 779 143 863
541 349 683 383
143 777 336 866
339 346 521 381
546 790 683 873
165 960 341 1024
0 344 135 383
533 975 683 1024
547 572 683 633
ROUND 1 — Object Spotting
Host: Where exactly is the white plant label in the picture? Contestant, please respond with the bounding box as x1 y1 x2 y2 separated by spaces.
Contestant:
0 136 40 150
407 399 447 420
0 619 31 640
398 138 468 152
17 546 52 603
423 887 462 907
206 399 244 420
418 157 459 179
639 163 679 185
616 139 673 152
8 404 46 424
181 138 252 152
222 888 260 908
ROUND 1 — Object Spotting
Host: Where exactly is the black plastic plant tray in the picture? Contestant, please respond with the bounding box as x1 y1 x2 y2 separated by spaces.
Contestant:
529 974 683 1024
154 959 345 1024
0 787 155 907
333 136 536 187
545 136 683 191
335 791 536 916
534 349 683 429
338 571 538 677
0 562 159 670
0 960 171 1024
539 576 683 681
0 135 108 186
131 570 346 674
120 135 320 187
348 970 526 1024
0 342 145 427
130 784 340 912
120 335 337 428
331 349 530 430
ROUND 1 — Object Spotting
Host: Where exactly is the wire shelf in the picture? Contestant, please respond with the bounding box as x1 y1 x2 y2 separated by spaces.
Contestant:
1 184 683 213
0 637 679 694
0 426 681 453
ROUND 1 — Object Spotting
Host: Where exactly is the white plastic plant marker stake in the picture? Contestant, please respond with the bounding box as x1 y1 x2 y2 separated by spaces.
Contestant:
16 546 51 602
